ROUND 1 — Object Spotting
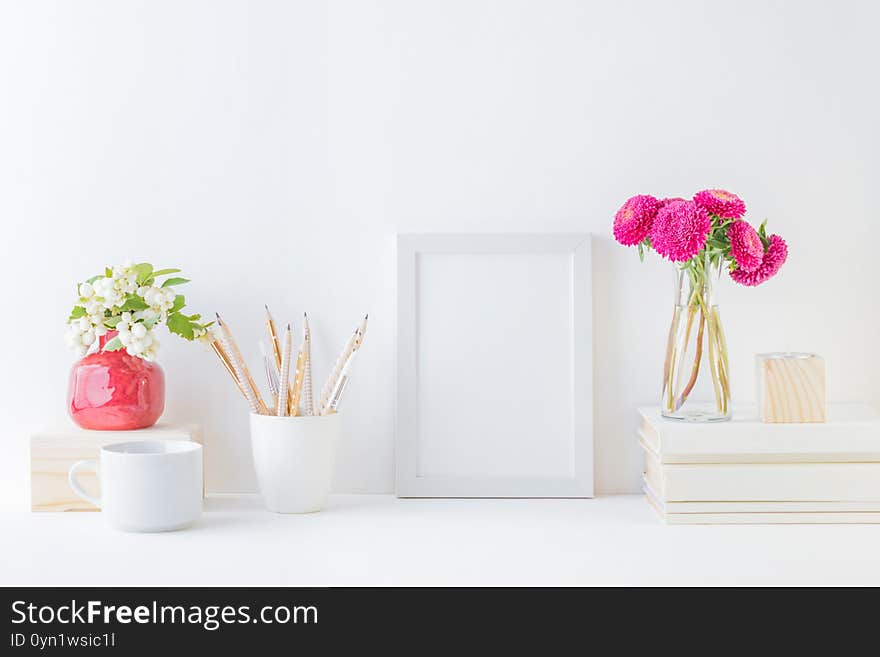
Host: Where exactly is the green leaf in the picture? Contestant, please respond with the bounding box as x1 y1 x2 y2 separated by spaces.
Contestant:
69 306 87 321
104 316 122 328
166 312 195 340
151 268 181 277
757 219 770 249
103 336 124 351
132 263 153 285
186 313 201 321
170 294 186 313
707 235 729 249
86 274 103 284
105 267 113 277
143 315 159 330
161 277 190 288
119 295 149 311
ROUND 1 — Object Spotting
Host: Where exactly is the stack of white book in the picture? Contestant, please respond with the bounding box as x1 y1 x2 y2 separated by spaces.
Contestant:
640 404 880 524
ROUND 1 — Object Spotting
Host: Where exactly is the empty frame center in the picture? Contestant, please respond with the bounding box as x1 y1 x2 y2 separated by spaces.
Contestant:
415 251 574 479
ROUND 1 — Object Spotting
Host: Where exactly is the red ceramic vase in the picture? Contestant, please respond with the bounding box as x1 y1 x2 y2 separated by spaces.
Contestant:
67 331 165 430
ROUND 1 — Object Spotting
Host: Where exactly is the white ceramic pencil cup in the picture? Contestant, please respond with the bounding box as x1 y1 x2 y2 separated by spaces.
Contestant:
250 413 339 513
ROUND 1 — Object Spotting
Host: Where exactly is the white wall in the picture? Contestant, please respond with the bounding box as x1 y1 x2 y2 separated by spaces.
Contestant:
1 0 877 508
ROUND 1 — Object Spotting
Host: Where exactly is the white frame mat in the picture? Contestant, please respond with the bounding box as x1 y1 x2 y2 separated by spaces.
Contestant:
396 233 593 497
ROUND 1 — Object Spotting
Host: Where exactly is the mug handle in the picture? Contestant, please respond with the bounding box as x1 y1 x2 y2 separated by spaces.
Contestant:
68 460 101 508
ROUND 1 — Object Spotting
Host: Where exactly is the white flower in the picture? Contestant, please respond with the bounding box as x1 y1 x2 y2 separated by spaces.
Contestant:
145 336 160 358
139 285 175 313
119 272 138 293
67 263 195 361
65 320 96 358
93 277 114 297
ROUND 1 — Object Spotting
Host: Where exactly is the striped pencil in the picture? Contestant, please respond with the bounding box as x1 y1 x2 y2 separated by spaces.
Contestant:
319 315 368 414
215 313 268 415
276 324 292 417
211 334 248 399
264 305 283 372
301 313 314 416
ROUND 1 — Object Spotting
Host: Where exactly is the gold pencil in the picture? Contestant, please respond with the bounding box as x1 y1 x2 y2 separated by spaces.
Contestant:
211 336 248 398
264 305 283 372
302 313 314 416
289 343 306 416
216 325 262 414
216 313 269 415
277 324 292 417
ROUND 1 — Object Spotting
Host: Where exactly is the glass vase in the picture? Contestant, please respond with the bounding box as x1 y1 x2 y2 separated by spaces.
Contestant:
67 331 165 430
661 255 731 421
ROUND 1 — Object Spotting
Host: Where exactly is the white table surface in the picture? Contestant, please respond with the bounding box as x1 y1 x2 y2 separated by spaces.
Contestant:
3 494 880 586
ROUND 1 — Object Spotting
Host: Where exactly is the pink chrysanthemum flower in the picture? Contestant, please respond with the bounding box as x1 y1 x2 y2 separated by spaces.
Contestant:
726 220 764 273
693 188 747 219
730 234 788 286
649 200 711 262
613 195 661 246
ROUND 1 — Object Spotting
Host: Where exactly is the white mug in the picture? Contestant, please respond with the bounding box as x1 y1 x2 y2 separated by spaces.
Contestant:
250 413 339 513
69 440 203 532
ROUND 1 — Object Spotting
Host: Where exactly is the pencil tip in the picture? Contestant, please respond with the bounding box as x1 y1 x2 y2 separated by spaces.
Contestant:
215 312 222 322
365 314 369 320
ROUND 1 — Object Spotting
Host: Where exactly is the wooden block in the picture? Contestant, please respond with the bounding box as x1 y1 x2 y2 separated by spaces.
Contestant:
757 353 826 423
30 423 204 512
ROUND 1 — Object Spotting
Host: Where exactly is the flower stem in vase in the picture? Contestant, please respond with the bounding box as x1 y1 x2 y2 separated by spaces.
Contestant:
675 303 705 410
711 307 731 414
673 304 696 400
662 306 681 411
705 305 724 414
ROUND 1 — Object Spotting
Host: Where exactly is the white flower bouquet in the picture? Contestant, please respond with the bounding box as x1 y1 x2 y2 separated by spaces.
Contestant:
66 262 211 360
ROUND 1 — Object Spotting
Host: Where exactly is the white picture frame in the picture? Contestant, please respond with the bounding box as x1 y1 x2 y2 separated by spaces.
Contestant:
396 233 593 498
